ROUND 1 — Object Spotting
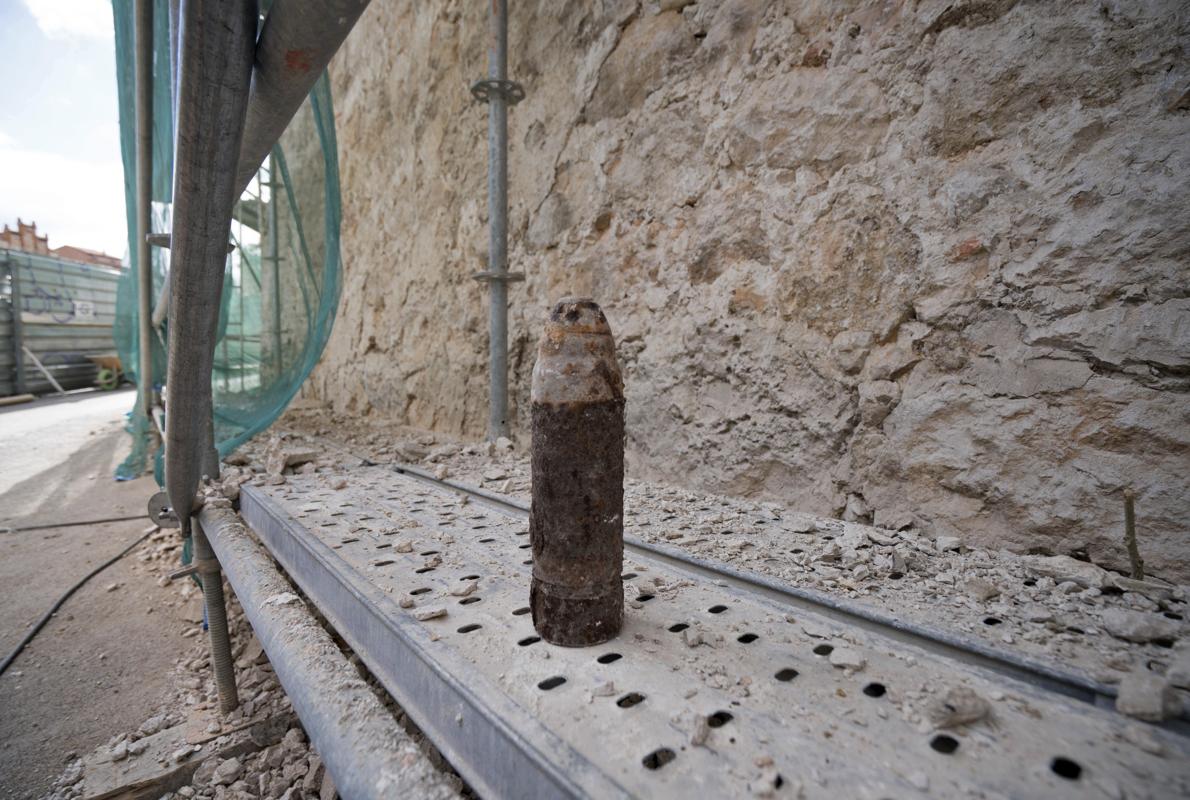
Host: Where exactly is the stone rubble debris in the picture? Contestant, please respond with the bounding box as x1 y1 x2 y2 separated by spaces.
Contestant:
50 416 1182 800
262 415 1190 689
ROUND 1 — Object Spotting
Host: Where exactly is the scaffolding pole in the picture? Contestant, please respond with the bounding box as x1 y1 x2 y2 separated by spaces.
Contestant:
472 0 525 441
268 151 283 376
135 0 154 431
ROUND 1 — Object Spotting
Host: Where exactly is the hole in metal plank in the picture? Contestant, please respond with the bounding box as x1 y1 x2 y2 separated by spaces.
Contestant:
518 636 541 646
707 711 733 728
410 588 432 595
774 668 799 682
616 692 645 708
622 573 638 580
930 735 959 755
597 653 622 664
642 748 676 770
983 617 1002 626
479 537 496 543
1050 757 1082 780
708 605 728 614
415 567 436 574
636 594 655 602
538 676 566 691
460 574 480 581
862 682 886 698
737 633 759 643
813 644 834 656
512 607 530 616
460 597 481 605
519 544 531 550
457 624 482 634
420 550 440 556
668 623 689 633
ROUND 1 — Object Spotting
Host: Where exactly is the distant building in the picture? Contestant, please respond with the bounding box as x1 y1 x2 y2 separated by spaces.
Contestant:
51 244 123 270
1 219 49 255
1 218 123 269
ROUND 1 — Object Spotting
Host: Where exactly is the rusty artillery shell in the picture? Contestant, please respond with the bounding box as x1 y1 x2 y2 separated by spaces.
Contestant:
529 298 625 647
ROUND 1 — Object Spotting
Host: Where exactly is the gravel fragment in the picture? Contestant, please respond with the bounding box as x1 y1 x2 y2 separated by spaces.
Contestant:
1116 670 1181 721
1102 608 1181 644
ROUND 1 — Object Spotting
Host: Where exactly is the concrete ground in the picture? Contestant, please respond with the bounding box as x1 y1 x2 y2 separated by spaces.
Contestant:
0 390 187 799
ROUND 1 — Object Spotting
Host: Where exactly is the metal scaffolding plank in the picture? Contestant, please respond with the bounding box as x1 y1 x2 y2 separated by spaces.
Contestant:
239 468 1190 800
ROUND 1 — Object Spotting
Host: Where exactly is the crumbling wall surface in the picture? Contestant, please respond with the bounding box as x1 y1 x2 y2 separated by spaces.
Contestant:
315 0 1190 579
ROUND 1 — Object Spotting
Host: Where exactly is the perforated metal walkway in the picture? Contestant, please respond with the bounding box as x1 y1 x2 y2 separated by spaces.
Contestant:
237 466 1189 799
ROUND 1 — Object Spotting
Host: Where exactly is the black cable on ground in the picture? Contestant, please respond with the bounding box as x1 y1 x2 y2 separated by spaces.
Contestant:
0 515 150 534
0 528 155 677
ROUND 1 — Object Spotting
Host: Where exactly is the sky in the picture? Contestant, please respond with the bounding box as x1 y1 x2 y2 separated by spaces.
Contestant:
0 0 127 258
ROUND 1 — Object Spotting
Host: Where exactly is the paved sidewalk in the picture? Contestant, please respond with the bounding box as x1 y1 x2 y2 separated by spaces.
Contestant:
0 391 186 799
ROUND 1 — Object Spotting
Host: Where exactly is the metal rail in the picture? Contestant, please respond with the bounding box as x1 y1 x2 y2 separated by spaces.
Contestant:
197 503 461 800
165 0 258 716
233 0 374 197
164 0 256 535
389 462 1190 729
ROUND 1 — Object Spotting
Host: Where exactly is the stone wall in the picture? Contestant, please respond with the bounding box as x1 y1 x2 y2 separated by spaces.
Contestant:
309 0 1190 579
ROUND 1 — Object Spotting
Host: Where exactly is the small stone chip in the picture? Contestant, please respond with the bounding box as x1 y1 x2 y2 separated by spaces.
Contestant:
963 578 1000 602
450 580 479 597
393 540 414 553
590 681 617 698
212 757 243 786
413 606 447 621
1116 669 1180 721
926 686 991 728
829 648 866 671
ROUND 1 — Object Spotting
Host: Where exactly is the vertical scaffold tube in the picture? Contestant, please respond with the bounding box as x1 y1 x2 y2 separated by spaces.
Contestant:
166 0 257 715
486 0 511 440
194 519 238 712
134 0 154 434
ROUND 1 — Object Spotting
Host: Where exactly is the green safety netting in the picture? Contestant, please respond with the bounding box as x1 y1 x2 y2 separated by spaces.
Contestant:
110 0 342 482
